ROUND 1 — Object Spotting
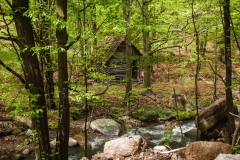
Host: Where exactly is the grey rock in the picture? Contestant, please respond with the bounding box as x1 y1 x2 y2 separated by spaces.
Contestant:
103 135 147 157
25 129 32 136
184 129 201 139
22 149 30 154
50 137 78 147
214 154 240 160
90 118 121 136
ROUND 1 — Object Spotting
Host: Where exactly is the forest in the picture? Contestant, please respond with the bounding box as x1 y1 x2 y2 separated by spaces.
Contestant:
0 0 240 160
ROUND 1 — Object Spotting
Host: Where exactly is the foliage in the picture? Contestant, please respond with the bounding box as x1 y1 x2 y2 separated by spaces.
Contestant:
110 106 125 121
1 0 240 158
129 107 167 122
232 145 240 154
173 110 197 121
163 126 174 146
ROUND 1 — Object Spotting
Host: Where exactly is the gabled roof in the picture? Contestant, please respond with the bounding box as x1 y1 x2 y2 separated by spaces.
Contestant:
105 37 142 61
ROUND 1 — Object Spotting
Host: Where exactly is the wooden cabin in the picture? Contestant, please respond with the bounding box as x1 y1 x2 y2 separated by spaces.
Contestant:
105 37 142 80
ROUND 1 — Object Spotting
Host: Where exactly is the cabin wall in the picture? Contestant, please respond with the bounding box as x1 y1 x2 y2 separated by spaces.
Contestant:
106 43 142 80
107 55 127 80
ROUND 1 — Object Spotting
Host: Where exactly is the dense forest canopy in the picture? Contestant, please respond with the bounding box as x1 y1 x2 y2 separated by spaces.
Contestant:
0 0 240 159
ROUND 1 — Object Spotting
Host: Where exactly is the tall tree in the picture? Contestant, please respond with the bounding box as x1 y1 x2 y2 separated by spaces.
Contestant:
56 0 70 159
142 0 152 90
12 0 52 159
125 0 132 100
191 0 201 141
223 0 235 143
37 0 56 109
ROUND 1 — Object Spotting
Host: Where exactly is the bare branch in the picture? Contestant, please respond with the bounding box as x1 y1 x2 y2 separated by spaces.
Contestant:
65 35 80 50
4 0 12 8
69 83 111 96
0 36 17 41
208 62 226 86
0 59 28 89
94 83 111 96
229 112 240 119
149 36 195 55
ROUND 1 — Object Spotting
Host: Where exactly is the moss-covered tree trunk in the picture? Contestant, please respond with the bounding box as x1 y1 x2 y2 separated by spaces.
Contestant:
12 0 51 159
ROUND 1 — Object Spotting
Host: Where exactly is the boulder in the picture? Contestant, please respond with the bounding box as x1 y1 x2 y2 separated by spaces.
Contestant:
22 149 30 154
80 157 89 160
184 128 201 139
185 141 232 160
153 146 167 154
103 135 147 157
68 137 78 147
151 124 165 130
73 134 85 145
214 154 240 160
90 118 121 136
169 93 193 111
25 129 32 136
121 116 146 127
50 137 78 148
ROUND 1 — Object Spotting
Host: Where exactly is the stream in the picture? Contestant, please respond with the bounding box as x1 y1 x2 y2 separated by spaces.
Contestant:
67 120 197 160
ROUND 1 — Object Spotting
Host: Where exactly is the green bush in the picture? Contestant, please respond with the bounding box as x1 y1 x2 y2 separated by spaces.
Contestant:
129 107 167 122
232 145 240 154
172 110 196 120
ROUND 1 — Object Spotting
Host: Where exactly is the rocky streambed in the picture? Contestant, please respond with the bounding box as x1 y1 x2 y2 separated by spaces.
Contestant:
61 119 198 159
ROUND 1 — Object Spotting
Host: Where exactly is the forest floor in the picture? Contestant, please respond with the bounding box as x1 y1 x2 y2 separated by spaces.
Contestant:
1 44 240 159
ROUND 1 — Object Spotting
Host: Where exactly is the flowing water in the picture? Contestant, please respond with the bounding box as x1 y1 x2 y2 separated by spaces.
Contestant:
68 120 197 160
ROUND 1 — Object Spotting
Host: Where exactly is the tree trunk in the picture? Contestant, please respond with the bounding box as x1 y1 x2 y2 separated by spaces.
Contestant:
142 0 151 90
191 0 200 140
41 52 56 109
223 0 235 143
125 0 132 101
213 25 219 99
12 0 51 159
56 0 70 159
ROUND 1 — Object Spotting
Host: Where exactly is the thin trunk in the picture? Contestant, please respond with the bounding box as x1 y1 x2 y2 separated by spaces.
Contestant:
12 0 51 159
191 0 200 141
91 1 97 52
56 0 70 159
83 0 89 157
219 6 225 62
213 24 218 99
223 0 235 144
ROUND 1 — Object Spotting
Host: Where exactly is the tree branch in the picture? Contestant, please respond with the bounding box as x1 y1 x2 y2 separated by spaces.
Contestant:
65 35 80 50
93 83 111 96
68 83 111 96
4 0 13 8
230 112 240 119
0 59 28 89
208 61 226 86
149 36 195 55
0 36 17 42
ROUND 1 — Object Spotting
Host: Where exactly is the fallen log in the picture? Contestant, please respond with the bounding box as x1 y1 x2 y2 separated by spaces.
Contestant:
0 116 32 128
